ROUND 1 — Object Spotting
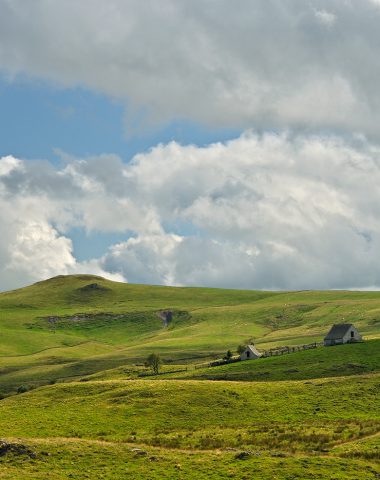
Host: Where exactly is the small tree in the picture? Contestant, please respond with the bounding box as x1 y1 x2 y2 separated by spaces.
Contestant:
237 344 246 355
224 349 233 361
145 353 162 374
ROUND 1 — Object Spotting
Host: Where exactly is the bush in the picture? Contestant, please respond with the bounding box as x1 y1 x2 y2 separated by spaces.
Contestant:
17 385 30 394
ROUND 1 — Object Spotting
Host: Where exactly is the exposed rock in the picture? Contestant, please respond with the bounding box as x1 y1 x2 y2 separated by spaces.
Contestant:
130 447 147 456
79 283 106 292
135 450 147 456
234 451 252 460
158 310 173 327
0 441 36 459
42 312 126 324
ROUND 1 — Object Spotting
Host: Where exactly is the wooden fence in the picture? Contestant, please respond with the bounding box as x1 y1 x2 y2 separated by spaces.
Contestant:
261 342 324 358
195 341 324 370
137 368 188 377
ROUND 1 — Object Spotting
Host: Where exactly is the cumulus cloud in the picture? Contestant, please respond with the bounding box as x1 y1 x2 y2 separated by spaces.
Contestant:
0 156 125 290
2 132 380 290
1 1 380 135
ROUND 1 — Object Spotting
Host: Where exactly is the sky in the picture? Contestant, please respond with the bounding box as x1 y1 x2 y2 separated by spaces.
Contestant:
1 0 380 291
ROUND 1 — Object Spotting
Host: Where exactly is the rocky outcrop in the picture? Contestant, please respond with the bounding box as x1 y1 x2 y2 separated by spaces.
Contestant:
0 441 37 459
158 310 173 327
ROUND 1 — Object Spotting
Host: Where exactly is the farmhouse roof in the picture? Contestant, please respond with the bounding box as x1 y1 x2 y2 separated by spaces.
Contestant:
324 323 353 340
246 344 262 357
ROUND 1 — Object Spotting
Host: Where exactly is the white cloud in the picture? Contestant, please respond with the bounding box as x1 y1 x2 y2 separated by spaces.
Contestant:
1 1 380 135
2 131 380 290
5 221 76 279
314 9 336 27
0 155 22 177
96 132 380 290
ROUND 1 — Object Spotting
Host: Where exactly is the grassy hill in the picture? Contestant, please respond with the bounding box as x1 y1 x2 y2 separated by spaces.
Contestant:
0 374 379 478
157 339 380 382
1 275 380 478
1 274 380 393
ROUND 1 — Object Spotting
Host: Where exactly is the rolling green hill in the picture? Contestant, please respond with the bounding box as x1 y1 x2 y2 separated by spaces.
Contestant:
1 274 380 393
1 275 380 478
0 374 379 479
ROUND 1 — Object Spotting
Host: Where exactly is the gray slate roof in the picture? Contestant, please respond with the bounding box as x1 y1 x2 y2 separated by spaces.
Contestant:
246 344 262 357
324 323 353 340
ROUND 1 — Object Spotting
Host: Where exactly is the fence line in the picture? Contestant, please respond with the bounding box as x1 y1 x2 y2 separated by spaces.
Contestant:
261 341 324 358
194 341 324 370
137 368 188 377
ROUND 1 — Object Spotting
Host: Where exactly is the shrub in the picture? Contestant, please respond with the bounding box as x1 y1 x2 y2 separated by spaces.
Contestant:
17 385 30 394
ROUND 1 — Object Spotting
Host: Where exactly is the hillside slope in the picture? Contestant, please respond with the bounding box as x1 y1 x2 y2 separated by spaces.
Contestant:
1 276 380 478
1 274 380 392
0 374 379 479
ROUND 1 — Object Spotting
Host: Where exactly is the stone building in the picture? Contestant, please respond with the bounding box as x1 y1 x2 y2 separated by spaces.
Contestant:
324 323 362 346
240 344 262 360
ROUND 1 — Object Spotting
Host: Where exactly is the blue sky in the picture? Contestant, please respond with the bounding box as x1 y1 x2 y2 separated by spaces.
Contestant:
0 76 239 164
0 75 239 264
1 1 380 291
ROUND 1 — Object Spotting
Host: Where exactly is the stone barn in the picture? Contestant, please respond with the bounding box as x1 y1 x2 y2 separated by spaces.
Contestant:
240 344 262 361
324 323 362 346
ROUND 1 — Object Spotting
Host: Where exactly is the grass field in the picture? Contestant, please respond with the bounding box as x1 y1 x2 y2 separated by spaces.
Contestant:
1 275 380 478
0 374 379 478
156 339 380 382
1 274 380 393
2 438 377 480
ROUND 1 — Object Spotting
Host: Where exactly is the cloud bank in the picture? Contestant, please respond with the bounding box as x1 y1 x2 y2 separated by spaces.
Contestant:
1 132 380 290
1 0 380 135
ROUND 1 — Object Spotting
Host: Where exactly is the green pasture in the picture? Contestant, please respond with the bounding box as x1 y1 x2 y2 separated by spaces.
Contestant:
1 375 379 451
1 275 380 478
1 438 377 480
161 339 380 382
0 374 379 478
1 274 380 392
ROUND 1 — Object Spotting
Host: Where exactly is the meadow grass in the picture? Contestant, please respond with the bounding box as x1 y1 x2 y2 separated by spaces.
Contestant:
0 374 379 478
1 437 377 480
159 339 380 382
1 375 379 452
1 274 380 392
1 276 380 477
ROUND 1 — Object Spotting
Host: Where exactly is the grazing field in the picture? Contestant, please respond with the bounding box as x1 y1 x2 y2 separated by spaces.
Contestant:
0 374 379 478
1 274 380 393
159 339 380 382
0 275 380 478
1 438 377 480
1 376 380 450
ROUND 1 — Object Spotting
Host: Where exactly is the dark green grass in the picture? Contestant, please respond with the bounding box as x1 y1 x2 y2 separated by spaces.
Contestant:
163 339 380 382
1 438 377 480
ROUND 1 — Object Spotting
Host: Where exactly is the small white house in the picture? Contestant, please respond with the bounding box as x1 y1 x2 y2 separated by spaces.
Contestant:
240 344 262 361
324 323 362 347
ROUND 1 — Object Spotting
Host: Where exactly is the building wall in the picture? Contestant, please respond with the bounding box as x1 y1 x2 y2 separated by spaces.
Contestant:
240 348 260 360
324 326 362 346
342 326 362 343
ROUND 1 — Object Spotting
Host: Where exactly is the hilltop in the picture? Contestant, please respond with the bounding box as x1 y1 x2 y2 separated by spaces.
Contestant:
0 274 380 392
